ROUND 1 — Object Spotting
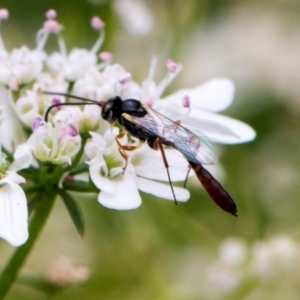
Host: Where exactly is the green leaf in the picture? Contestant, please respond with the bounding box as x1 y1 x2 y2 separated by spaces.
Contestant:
58 190 85 237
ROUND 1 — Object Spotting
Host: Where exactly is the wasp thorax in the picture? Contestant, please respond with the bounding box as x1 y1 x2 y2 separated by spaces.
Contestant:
121 99 147 117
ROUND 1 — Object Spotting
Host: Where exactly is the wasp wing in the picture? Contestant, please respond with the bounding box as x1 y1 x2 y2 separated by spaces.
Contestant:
123 105 216 165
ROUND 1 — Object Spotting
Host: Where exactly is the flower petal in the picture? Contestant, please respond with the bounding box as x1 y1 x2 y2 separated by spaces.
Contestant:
163 78 235 112
88 162 114 193
0 181 28 246
3 171 26 185
182 110 256 144
10 143 33 171
132 146 190 182
98 165 141 210
137 177 190 202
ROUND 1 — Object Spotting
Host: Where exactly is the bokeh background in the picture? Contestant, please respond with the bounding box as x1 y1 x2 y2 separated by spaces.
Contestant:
1 0 300 299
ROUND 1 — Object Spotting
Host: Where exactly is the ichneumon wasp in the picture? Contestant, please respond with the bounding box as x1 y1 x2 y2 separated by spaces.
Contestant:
43 92 237 216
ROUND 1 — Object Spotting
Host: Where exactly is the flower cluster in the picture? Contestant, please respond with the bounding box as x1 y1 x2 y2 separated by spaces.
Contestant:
0 9 255 247
206 235 299 295
175 235 299 299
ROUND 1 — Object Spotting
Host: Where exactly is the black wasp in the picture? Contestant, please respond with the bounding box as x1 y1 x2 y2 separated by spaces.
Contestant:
44 92 237 216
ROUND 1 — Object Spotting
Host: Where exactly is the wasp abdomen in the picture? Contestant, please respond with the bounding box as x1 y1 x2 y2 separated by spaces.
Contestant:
189 161 238 216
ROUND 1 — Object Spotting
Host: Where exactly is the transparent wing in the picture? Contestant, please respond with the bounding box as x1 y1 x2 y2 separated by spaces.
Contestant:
123 105 217 165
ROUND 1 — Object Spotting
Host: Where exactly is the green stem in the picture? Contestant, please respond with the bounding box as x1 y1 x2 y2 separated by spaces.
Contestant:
0 190 56 299
62 179 97 193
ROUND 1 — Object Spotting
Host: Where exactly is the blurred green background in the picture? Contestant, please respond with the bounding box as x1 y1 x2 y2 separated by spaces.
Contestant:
1 0 300 299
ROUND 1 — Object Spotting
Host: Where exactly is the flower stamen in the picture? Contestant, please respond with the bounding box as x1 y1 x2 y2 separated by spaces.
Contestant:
45 9 57 20
90 16 105 55
119 72 132 85
156 58 182 99
0 8 8 51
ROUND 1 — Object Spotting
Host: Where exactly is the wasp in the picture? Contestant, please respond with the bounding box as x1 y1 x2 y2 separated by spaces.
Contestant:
44 92 237 216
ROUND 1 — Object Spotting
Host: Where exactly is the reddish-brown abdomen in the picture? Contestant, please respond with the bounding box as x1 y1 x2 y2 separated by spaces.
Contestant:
189 161 237 216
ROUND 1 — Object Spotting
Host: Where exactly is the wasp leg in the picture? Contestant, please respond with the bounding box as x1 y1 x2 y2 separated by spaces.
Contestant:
115 132 144 174
115 132 133 174
153 138 178 205
183 166 192 188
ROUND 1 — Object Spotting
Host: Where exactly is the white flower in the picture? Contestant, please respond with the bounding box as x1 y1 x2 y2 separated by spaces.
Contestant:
44 15 105 82
32 72 68 93
125 58 256 145
0 46 46 89
219 237 247 266
0 86 25 151
207 261 242 293
16 120 81 165
14 90 41 127
0 171 28 247
205 237 247 294
85 129 190 210
159 78 256 144
0 138 28 246
249 235 299 277
54 104 101 134
14 80 69 129
46 49 98 81
72 64 135 102
268 236 299 271
114 0 153 36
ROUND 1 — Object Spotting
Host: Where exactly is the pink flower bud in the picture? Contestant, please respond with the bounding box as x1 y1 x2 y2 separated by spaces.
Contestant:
99 51 113 62
143 95 154 107
8 76 19 91
0 9 9 20
46 9 57 20
51 98 62 111
67 126 78 137
61 126 78 138
166 59 177 73
91 16 104 31
182 95 190 108
119 72 132 85
43 20 63 33
32 117 44 132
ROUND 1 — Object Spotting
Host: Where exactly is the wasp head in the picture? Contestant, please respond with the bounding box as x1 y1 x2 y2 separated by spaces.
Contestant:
101 96 123 123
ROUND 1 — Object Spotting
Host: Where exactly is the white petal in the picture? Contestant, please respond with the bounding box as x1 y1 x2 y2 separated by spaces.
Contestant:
0 181 28 246
131 145 190 182
83 104 101 126
137 177 190 202
183 109 256 144
3 171 26 185
85 132 105 160
89 163 114 193
164 78 235 112
10 143 33 171
99 165 141 210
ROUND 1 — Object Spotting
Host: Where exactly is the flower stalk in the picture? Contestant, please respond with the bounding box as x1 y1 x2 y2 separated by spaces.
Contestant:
0 190 56 299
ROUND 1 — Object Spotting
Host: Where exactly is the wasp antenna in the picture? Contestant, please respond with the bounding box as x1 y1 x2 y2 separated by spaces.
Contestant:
42 91 108 122
42 91 99 104
44 101 97 122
